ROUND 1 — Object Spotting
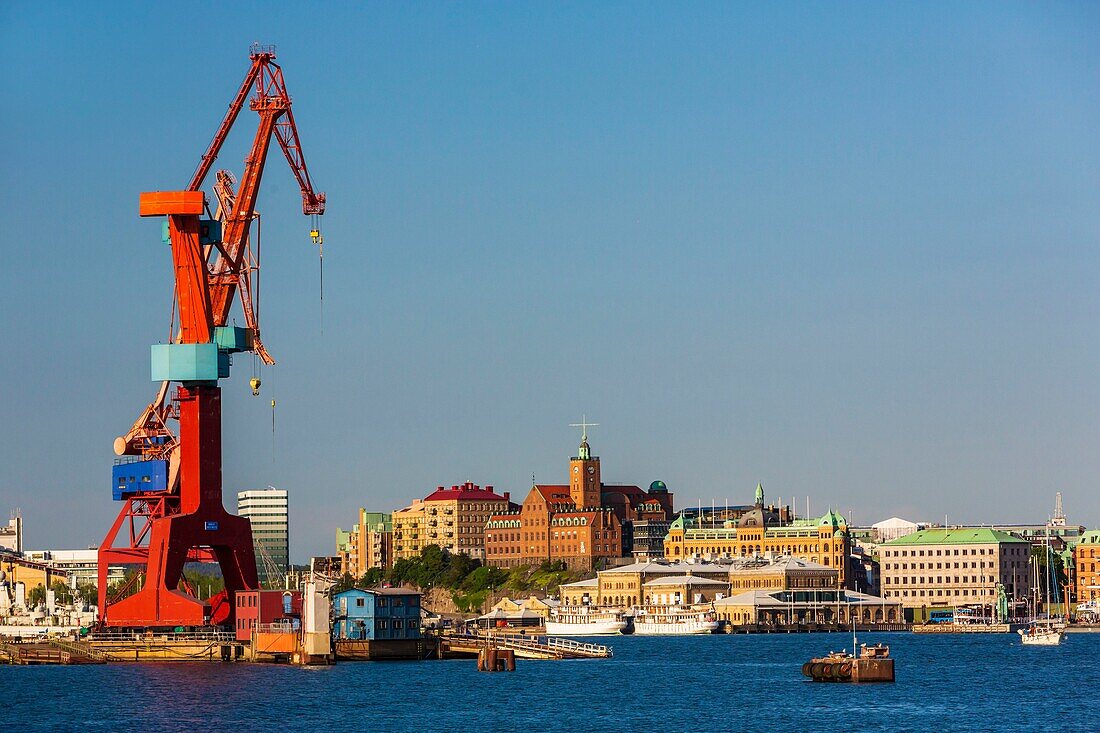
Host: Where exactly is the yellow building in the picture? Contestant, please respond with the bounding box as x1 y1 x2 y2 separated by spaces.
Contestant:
393 483 513 561
1 552 68 597
663 485 852 587
392 500 426 561
558 555 841 608
1075 530 1100 604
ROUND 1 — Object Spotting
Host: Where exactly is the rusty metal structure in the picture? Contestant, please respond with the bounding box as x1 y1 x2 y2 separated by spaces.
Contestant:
97 44 324 628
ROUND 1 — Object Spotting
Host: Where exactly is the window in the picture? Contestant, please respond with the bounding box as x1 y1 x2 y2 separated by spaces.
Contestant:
356 597 365 607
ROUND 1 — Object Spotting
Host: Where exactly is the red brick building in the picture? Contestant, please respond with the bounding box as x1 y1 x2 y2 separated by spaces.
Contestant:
485 430 674 570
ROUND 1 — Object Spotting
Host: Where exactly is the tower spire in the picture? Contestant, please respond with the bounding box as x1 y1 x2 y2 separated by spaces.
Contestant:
569 414 599 460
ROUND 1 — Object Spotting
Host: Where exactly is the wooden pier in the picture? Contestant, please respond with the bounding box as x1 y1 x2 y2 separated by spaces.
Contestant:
1 638 106 665
437 632 612 660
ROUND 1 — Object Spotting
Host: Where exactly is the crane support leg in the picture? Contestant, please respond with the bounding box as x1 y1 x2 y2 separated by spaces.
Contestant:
103 385 258 627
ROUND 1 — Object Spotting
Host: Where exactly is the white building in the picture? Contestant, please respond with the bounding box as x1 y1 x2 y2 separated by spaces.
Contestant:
237 488 289 583
0 512 22 554
872 517 924 543
21 549 125 587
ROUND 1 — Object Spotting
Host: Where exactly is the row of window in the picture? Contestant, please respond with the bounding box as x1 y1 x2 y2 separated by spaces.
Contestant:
885 588 994 598
885 561 990 571
885 575 1016 585
882 546 1022 558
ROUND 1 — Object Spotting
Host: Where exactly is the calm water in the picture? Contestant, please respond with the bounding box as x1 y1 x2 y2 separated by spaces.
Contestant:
5 632 1095 732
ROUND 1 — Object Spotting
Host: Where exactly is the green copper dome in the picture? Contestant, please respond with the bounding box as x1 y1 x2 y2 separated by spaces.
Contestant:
649 480 668 493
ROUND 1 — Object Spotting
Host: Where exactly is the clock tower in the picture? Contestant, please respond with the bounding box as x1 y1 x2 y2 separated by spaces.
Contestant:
569 417 602 509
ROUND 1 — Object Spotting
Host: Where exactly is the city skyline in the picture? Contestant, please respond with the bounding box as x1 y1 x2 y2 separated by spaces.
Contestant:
3 3 1100 559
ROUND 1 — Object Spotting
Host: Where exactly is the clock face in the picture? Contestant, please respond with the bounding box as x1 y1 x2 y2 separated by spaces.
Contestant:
573 466 579 473
588 466 595 474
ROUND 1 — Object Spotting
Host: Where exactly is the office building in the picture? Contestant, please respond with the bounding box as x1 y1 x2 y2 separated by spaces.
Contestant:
238 488 290 583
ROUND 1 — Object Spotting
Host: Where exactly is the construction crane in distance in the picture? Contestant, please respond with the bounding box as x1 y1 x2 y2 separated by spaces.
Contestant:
98 44 326 629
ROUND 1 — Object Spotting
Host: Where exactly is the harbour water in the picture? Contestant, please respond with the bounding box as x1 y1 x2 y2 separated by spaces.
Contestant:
6 632 1096 732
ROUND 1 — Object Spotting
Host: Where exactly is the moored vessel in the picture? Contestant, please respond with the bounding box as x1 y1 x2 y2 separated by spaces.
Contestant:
632 606 718 635
1018 526 1065 646
1018 622 1065 646
545 607 629 636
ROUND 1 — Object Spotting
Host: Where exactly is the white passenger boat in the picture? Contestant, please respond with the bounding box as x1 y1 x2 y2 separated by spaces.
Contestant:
632 606 718 635
545 607 629 636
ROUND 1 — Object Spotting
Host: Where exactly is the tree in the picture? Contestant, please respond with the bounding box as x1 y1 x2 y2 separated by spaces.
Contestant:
332 572 357 594
26 584 46 608
76 583 98 607
49 580 73 605
359 567 384 587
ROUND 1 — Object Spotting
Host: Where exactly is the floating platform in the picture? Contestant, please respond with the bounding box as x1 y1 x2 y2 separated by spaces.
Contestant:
335 638 434 661
802 643 895 683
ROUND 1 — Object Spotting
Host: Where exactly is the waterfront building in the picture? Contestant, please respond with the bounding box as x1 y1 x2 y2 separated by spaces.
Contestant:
558 554 841 607
724 555 839 594
663 485 854 587
336 510 393 577
234 589 302 642
237 488 290 583
714 588 902 626
0 512 22 554
333 587 421 640
393 483 512 561
489 595 561 620
643 575 729 606
879 528 1032 614
484 430 672 570
1075 530 1100 604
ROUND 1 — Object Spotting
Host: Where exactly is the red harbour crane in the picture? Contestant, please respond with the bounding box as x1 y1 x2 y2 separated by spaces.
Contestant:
97 44 325 628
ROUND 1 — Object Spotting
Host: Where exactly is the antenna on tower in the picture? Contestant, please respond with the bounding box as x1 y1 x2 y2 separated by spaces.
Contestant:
1051 492 1066 527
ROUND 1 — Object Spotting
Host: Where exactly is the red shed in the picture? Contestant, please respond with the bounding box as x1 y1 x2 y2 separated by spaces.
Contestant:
235 589 303 641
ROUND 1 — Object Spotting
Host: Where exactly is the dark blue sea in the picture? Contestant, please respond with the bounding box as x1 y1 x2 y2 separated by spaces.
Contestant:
6 632 1095 732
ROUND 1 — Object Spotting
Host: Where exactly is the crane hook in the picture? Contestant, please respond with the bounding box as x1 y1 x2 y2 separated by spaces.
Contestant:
249 376 261 396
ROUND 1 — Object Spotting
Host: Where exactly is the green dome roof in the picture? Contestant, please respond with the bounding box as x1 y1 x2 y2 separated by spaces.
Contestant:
649 480 668 492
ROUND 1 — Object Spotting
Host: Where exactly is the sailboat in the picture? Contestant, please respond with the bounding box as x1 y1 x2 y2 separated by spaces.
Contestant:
1018 527 1065 646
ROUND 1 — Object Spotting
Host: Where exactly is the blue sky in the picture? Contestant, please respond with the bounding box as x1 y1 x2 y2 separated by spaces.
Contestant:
2 2 1098 561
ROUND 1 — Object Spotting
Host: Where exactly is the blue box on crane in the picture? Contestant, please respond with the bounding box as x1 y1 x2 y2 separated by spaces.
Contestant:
112 459 169 500
151 343 228 382
161 219 222 245
214 326 252 353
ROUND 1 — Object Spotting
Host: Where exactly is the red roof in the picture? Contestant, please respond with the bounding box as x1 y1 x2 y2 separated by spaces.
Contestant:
532 484 572 503
601 484 646 499
423 482 510 503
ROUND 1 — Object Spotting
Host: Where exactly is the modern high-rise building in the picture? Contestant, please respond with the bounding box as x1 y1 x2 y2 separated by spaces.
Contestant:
237 488 289 584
